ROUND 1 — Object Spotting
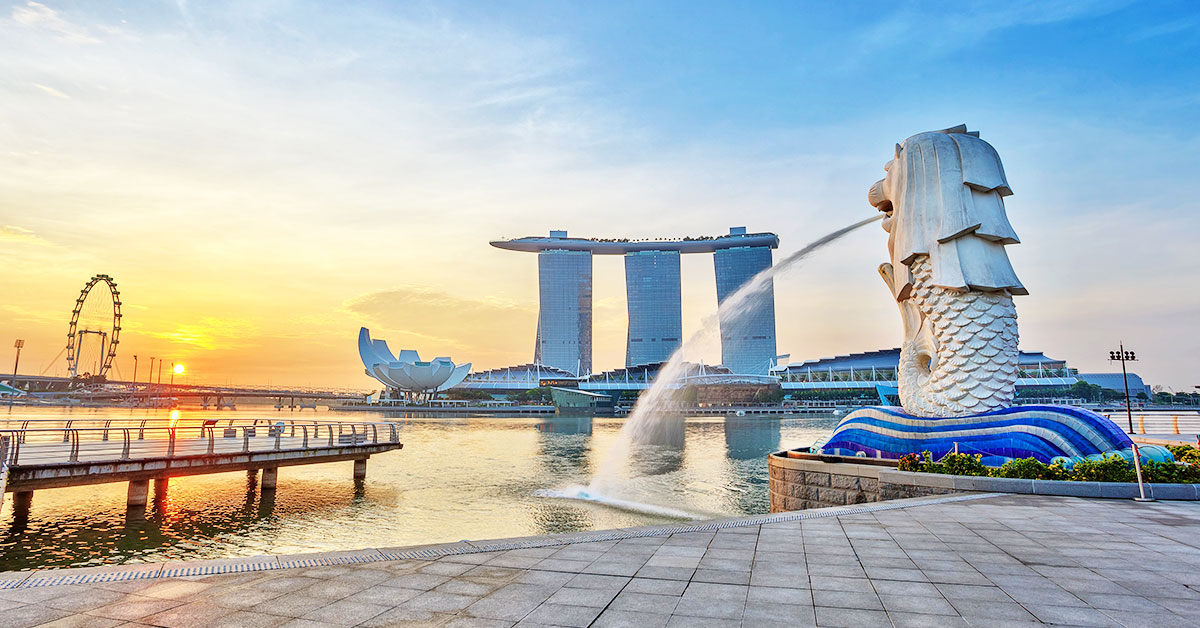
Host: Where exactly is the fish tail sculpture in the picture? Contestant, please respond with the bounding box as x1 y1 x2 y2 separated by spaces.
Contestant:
880 256 1019 416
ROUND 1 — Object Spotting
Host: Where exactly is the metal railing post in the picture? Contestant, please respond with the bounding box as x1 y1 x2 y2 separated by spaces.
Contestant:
243 427 250 452
167 428 176 457
120 428 131 460
69 430 80 462
302 425 308 448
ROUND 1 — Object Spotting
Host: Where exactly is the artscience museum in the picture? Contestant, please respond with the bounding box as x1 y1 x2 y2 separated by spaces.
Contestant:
357 327 471 401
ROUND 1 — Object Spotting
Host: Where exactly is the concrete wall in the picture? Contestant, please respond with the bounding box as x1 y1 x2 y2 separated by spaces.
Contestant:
768 449 1200 513
768 452 957 512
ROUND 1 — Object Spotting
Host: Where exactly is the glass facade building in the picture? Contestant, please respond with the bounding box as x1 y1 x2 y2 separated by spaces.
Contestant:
714 245 777 375
624 250 682 367
534 249 592 376
494 228 778 377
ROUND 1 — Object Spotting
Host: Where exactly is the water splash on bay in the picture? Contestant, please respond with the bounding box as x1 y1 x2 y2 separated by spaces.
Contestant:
577 214 885 506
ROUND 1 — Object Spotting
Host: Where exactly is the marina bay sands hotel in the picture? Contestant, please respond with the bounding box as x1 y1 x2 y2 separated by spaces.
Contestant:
491 227 779 377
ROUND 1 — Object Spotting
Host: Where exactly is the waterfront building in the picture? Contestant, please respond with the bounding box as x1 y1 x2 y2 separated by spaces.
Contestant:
714 228 777 375
492 227 780 374
457 347 1145 403
534 246 593 375
357 328 471 401
624 250 682 367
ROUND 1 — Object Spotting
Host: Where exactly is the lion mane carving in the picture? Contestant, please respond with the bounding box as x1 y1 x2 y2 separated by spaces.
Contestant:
869 125 1025 417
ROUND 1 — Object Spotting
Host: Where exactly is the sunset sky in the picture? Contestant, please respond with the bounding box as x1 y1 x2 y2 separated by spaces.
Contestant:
1 1 1197 390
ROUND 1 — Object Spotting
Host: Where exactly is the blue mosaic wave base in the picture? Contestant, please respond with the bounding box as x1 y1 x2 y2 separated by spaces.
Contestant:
817 405 1163 466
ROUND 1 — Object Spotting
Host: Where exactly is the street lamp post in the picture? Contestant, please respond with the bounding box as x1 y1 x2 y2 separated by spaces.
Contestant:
1109 343 1152 502
1108 344 1137 434
10 339 23 409
147 356 155 406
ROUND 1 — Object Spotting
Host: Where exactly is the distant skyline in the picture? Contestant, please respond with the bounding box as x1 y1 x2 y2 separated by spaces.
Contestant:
1 1 1197 389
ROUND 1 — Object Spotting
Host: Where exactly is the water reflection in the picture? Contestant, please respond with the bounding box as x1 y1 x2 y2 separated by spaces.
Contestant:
723 416 782 460
1 407 839 570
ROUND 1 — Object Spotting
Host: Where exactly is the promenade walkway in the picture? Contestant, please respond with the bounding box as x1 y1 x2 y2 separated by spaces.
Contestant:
1 493 1198 627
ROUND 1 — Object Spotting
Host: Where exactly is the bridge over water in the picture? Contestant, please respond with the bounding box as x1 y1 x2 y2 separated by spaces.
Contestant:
7 374 372 409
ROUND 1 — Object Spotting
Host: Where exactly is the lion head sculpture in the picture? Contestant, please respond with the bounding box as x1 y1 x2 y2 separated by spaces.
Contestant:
868 124 1027 301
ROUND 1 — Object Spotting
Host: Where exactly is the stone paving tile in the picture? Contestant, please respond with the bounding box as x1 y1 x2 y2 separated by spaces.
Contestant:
890 611 971 627
140 600 235 627
545 585 618 608
520 602 603 627
357 607 453 626
622 577 687 596
746 584 812 606
690 568 749 585
207 610 291 628
442 617 513 628
634 565 695 581
1101 608 1196 628
592 608 670 627
17 494 1200 628
2 604 75 628
742 600 816 624
609 591 680 614
39 587 127 612
1024 603 1124 626
664 615 739 627
248 590 332 618
401 591 481 613
813 606 891 627
298 598 392 625
84 595 185 621
879 592 958 615
435 579 501 597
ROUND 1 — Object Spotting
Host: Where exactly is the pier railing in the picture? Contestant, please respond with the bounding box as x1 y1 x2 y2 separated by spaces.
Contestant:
2 420 402 466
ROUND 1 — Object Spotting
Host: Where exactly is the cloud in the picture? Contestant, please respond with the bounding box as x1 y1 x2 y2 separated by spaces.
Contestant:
842 0 1132 66
11 1 101 44
0 224 51 245
134 317 261 351
344 286 535 365
32 82 69 99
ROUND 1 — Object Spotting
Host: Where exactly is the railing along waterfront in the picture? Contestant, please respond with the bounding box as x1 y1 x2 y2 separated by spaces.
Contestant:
1 420 402 467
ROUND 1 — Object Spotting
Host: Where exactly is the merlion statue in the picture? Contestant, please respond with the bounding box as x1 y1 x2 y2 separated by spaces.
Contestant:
812 125 1158 467
869 124 1025 417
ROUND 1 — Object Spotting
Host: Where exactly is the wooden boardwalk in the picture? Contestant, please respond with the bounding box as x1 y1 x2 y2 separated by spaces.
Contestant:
1 420 403 515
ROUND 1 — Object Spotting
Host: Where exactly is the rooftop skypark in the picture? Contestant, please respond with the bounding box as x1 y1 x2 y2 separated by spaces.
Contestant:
490 226 779 254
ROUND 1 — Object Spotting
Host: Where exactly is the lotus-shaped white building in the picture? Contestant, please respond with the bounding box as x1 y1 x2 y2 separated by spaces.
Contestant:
358 328 471 401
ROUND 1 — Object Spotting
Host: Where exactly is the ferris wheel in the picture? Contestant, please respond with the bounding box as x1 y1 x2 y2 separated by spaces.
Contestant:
66 274 122 380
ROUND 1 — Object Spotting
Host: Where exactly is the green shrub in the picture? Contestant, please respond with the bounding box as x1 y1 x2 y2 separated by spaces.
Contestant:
992 457 1069 481
939 452 991 477
1168 445 1200 466
895 448 1200 484
903 451 990 476
897 453 921 472
1141 460 1200 484
1068 455 1136 483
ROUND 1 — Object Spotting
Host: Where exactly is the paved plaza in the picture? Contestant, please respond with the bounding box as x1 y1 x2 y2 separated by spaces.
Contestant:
2 493 1199 627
